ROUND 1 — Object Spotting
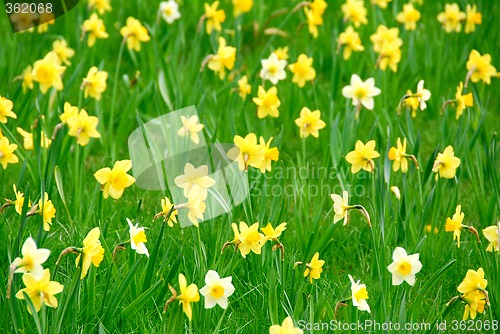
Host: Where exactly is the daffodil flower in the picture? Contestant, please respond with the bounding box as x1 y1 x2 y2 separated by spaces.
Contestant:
159 0 181 24
260 53 287 85
341 0 368 27
120 17 150 52
237 75 251 100
294 107 326 138
227 133 265 171
0 136 19 170
88 0 111 15
345 140 380 173
342 74 381 115
36 192 56 231
82 13 109 47
289 54 316 87
67 109 101 146
457 268 488 296
15 269 63 313
94 160 136 200
11 237 50 279
348 274 370 313
174 163 216 200
337 26 364 60
437 3 465 33
269 317 303 334
76 227 105 279
52 39 75 65
330 191 371 226
199 270 235 309
0 95 16 124
207 37 236 80
82 66 108 100
154 197 178 227
258 136 279 173
432 145 461 179
304 252 325 283
177 115 204 145
126 218 149 257
396 3 421 31
204 1 226 34
176 273 200 320
387 247 422 286
32 51 66 94
253 86 281 119
482 223 499 252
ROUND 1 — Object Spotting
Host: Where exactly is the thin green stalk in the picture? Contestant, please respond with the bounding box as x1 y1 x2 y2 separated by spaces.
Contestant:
109 39 126 161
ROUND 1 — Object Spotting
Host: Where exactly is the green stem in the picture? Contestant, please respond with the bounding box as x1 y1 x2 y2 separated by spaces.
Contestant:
109 39 126 161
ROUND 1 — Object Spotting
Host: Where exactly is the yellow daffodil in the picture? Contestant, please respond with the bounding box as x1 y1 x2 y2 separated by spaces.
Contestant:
257 136 279 173
378 41 402 72
295 107 325 138
20 66 34 92
310 0 327 15
454 82 473 119
348 274 370 313
37 192 56 231
432 145 460 179
0 95 16 123
0 137 19 169
177 115 204 145
159 0 181 24
94 160 136 199
388 137 416 173
82 13 109 47
387 247 422 286
342 74 381 112
437 3 465 33
465 4 482 34
330 190 350 224
370 25 402 53
270 317 303 334
88 0 111 15
231 222 265 258
462 290 486 320
67 109 101 146
445 205 465 248
60 102 79 124
11 237 50 279
76 227 105 279
402 89 420 117
208 37 236 80
176 273 200 320
13 184 30 215
482 224 499 252
253 86 280 118
32 51 66 94
457 268 487 295
304 252 325 283
260 53 287 85
232 0 253 16
184 194 207 227
82 66 108 100
157 197 178 227
15 269 63 313
227 133 265 170
127 218 149 257
304 7 322 39
341 0 368 28
17 127 52 150
288 54 316 88
199 270 235 309
204 1 226 34
466 50 497 85
338 26 364 60
120 17 150 52
273 47 289 60
261 222 287 241
174 163 216 200
52 39 75 65
396 3 421 30
346 140 380 173
237 75 251 100
371 0 392 9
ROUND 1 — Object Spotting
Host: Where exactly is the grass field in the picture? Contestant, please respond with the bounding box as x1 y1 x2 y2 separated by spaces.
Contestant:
1 0 500 333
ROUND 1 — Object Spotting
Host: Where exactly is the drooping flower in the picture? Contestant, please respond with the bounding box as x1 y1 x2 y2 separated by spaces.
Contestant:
15 269 63 313
482 224 499 252
52 39 75 65
0 137 19 170
232 0 253 17
16 127 52 150
67 109 101 146
388 137 413 173
156 197 178 227
12 184 30 215
454 82 473 119
174 163 216 200
184 194 207 227
258 136 279 173
0 95 16 124
341 0 368 28
204 1 226 34
253 86 281 119
462 290 486 320
342 74 381 112
127 218 149 257
465 4 482 34
208 37 236 80
32 51 66 94
337 26 364 60
94 160 136 199
345 140 380 173
199 270 235 309
269 317 303 334
437 3 466 33
82 66 108 100
288 54 316 88
82 13 109 47
432 145 460 179
387 247 423 286
330 191 350 225
260 53 287 85
88 0 111 15
227 133 265 170
76 227 105 279
348 274 370 313
294 107 326 138
37 193 56 231
176 273 200 320
304 252 325 283
457 268 487 295
466 50 497 85
159 0 181 24
396 3 421 31
11 237 50 279
415 80 431 110
177 115 204 145
120 17 150 52
445 205 465 248
237 75 251 100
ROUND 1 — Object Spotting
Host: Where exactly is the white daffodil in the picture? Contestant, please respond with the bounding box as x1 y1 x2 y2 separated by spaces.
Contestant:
12 237 50 279
174 163 216 200
159 0 181 24
348 274 370 313
342 74 381 110
260 53 287 85
127 218 149 257
387 247 422 286
199 270 235 309
177 115 204 144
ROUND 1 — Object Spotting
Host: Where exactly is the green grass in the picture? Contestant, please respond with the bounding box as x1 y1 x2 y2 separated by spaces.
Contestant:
0 0 499 333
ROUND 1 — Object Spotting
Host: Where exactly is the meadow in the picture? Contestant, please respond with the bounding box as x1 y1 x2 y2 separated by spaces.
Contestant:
0 0 499 333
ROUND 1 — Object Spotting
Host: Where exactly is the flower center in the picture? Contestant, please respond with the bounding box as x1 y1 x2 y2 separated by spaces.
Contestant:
354 287 368 301
267 64 278 75
210 284 225 299
398 261 412 276
354 86 367 99
246 231 261 244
